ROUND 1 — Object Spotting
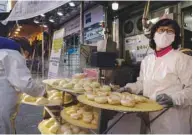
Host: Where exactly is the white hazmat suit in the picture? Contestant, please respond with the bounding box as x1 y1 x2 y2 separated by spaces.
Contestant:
125 49 192 134
0 49 45 133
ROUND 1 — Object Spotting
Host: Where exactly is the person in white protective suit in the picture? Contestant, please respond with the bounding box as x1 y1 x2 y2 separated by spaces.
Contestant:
118 19 192 134
0 36 45 134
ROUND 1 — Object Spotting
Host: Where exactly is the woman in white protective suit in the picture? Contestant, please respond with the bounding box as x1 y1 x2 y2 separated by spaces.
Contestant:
118 19 192 134
0 36 45 134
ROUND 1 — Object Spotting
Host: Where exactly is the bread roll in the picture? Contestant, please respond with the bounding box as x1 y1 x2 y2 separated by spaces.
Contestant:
44 118 56 128
94 96 108 104
23 95 36 102
71 125 80 134
59 80 68 87
70 113 82 120
107 95 121 105
60 125 71 133
36 97 49 105
63 129 72 134
83 112 93 123
91 119 98 125
86 93 96 101
101 85 111 92
91 82 100 88
121 99 135 107
97 91 110 96
111 92 122 97
84 86 93 92
51 80 61 86
63 83 74 89
49 123 60 133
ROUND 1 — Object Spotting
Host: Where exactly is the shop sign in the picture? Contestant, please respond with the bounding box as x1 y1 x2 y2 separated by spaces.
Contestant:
64 6 104 37
84 27 103 41
48 28 64 79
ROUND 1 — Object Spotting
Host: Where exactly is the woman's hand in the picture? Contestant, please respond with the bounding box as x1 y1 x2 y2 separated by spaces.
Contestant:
156 94 173 107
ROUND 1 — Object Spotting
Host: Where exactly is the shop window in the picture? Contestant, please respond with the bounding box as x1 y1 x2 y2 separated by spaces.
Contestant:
85 13 91 24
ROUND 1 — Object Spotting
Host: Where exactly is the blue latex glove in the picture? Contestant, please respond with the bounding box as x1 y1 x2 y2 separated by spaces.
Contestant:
156 94 173 107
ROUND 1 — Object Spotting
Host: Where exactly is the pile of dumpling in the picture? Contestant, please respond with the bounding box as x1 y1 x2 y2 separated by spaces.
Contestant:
85 91 148 107
40 118 89 134
64 103 98 125
47 90 72 104
22 93 49 105
50 77 101 92
22 90 72 105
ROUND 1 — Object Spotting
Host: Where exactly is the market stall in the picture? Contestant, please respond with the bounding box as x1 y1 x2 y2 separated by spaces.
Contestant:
19 73 163 134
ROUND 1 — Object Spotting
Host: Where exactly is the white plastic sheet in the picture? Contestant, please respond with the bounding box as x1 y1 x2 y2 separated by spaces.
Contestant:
2 0 69 24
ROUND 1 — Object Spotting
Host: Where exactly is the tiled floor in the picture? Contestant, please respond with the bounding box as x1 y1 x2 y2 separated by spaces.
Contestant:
15 104 43 134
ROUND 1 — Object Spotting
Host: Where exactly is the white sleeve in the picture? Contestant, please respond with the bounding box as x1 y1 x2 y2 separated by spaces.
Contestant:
124 61 144 94
5 54 45 97
171 54 192 106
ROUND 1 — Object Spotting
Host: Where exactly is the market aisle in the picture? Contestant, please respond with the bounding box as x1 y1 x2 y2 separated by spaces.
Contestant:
15 104 43 134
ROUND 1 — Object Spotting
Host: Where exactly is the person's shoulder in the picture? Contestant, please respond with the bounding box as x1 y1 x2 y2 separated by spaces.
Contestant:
0 49 24 61
142 53 155 63
173 50 191 59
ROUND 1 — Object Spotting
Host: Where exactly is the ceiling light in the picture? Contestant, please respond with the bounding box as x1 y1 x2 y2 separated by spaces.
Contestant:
57 9 64 16
16 28 20 32
49 16 55 23
40 14 45 17
112 2 119 11
69 2 75 7
34 17 40 24
43 24 48 28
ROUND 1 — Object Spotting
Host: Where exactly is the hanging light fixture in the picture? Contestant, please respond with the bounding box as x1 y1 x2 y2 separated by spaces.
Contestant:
49 16 55 23
57 9 64 16
112 2 119 11
40 14 45 17
43 24 48 28
34 17 40 24
69 2 75 7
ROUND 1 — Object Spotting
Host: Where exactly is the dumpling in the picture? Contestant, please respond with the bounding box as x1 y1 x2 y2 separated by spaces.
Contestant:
36 97 49 105
94 96 108 104
100 85 111 92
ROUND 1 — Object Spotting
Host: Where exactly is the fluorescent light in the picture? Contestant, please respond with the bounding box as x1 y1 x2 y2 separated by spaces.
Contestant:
57 11 63 16
49 16 55 23
34 17 40 24
40 14 45 17
69 2 75 7
43 24 48 28
34 20 39 24
112 2 119 10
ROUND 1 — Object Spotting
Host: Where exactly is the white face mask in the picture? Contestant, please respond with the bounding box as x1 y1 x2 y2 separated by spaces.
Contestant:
154 32 175 48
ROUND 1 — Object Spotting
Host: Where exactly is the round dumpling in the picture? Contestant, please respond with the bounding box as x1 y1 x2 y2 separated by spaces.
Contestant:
63 83 74 89
36 97 49 105
90 82 100 88
23 95 36 102
101 85 111 92
94 96 108 104
59 80 68 87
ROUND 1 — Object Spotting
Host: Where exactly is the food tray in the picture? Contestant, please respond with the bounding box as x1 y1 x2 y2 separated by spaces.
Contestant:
60 109 97 129
21 99 73 106
43 79 84 94
77 95 163 112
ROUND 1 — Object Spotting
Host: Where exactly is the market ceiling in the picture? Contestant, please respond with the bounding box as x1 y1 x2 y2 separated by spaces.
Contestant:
15 1 97 30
